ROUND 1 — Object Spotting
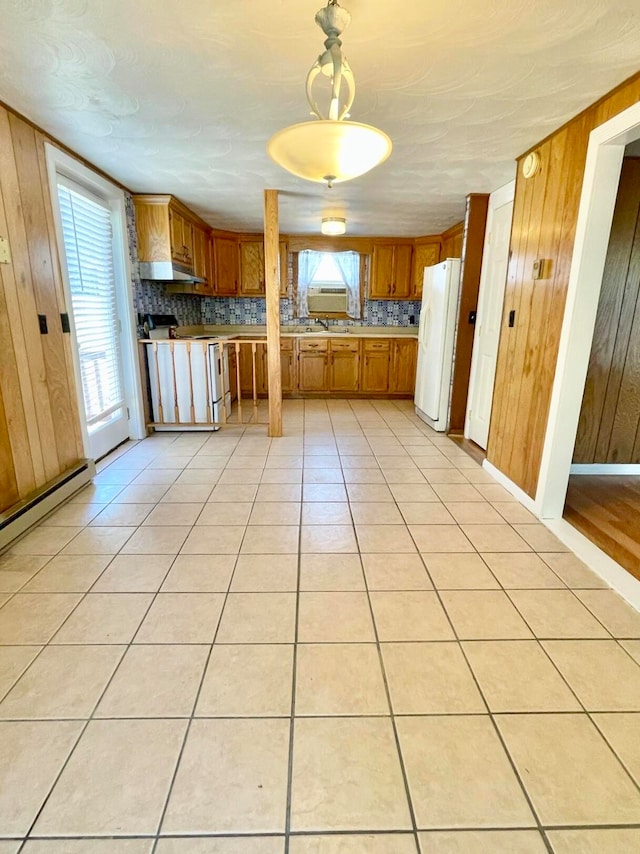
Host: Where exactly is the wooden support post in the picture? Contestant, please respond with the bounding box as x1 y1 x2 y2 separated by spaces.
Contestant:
264 189 283 437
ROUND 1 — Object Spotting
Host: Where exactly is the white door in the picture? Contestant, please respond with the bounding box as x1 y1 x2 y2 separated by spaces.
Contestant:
465 181 515 449
55 177 130 460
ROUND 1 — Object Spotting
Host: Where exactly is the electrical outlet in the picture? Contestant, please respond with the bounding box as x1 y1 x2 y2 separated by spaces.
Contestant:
0 235 11 264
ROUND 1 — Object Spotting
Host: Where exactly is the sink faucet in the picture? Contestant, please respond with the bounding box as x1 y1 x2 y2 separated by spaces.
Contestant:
315 318 330 331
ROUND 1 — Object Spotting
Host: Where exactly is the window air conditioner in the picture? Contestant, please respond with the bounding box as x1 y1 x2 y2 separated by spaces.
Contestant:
307 286 347 313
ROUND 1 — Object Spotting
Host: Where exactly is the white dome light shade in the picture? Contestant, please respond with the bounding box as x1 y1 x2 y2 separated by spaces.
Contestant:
321 216 346 235
267 120 392 185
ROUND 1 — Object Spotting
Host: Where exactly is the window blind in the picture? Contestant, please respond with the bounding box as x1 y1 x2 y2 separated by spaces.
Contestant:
57 179 125 429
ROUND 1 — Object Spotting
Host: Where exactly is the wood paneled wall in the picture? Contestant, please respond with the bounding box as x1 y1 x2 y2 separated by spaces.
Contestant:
0 105 84 513
487 72 640 498
574 157 640 463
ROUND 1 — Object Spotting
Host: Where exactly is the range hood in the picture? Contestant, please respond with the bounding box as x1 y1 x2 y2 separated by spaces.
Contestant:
139 260 206 284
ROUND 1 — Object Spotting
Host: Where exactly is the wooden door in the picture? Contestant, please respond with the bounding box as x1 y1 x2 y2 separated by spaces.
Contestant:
214 237 239 295
412 242 440 299
239 239 265 296
370 244 395 298
299 339 328 391
394 244 413 298
329 340 360 391
390 339 418 393
361 340 390 392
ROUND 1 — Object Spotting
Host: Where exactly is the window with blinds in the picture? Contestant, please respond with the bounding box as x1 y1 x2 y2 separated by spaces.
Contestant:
57 179 125 430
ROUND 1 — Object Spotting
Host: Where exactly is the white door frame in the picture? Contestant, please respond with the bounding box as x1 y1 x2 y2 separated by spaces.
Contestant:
483 101 640 606
464 178 515 446
536 100 640 521
45 144 146 457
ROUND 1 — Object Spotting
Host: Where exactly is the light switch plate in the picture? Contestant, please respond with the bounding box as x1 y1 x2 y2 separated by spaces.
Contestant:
0 235 11 264
532 258 544 280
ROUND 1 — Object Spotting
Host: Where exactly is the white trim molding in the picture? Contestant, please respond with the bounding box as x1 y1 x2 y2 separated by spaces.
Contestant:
570 464 640 475
44 143 146 454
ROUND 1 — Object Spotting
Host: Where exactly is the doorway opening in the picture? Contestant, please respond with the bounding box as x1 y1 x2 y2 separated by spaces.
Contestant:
45 145 145 461
533 100 640 603
562 149 640 581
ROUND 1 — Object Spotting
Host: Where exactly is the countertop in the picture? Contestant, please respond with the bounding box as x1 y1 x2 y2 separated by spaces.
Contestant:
172 324 419 340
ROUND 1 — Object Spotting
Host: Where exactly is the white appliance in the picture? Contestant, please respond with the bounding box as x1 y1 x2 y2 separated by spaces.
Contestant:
146 341 230 430
414 258 462 431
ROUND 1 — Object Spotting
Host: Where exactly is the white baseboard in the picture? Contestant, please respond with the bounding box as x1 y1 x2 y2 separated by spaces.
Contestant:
570 463 640 475
544 518 640 610
482 459 538 514
0 462 95 552
481 459 640 612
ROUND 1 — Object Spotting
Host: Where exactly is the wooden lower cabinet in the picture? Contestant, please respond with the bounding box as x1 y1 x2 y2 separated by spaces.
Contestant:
329 339 360 392
238 342 268 397
390 339 418 394
280 339 297 394
361 340 391 393
299 339 328 392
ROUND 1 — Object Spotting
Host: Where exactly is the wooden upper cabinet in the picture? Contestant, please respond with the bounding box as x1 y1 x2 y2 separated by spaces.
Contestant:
279 242 289 298
370 242 413 299
390 339 418 394
411 242 440 300
213 236 239 296
168 207 193 269
239 238 265 296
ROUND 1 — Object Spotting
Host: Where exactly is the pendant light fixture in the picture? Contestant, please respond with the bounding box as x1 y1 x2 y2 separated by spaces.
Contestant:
267 0 392 187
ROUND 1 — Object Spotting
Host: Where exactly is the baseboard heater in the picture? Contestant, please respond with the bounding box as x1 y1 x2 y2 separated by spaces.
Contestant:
0 460 95 551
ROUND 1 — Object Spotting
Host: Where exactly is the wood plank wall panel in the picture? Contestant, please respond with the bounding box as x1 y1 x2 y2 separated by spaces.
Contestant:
449 194 489 432
487 72 640 498
574 158 640 463
0 104 84 512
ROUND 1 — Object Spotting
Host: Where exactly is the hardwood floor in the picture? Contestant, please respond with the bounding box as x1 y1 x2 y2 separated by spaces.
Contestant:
564 475 640 581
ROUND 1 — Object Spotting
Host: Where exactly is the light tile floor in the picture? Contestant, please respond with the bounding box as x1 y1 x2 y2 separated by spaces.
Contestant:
1 399 640 853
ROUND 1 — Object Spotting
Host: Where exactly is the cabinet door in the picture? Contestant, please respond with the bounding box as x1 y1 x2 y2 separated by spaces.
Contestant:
191 227 209 294
370 244 395 299
390 339 418 393
238 342 267 396
329 340 360 392
182 219 194 269
169 209 185 263
394 244 413 298
279 242 289 298
280 340 297 393
361 341 390 392
214 237 239 295
239 240 265 296
411 243 440 300
299 340 328 391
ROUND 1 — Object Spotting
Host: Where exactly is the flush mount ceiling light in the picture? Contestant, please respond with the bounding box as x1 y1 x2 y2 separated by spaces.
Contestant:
321 216 346 235
267 0 392 188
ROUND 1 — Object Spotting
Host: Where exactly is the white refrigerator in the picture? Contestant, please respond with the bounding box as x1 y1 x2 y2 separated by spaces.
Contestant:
414 258 462 431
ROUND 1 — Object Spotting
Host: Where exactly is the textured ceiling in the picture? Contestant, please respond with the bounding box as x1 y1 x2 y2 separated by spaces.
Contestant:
0 0 639 235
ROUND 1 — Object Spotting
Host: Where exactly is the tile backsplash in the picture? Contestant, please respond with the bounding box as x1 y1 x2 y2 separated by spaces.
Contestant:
201 296 421 327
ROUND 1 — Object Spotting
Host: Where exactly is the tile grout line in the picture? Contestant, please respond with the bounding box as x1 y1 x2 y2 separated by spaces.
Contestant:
342 401 422 854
